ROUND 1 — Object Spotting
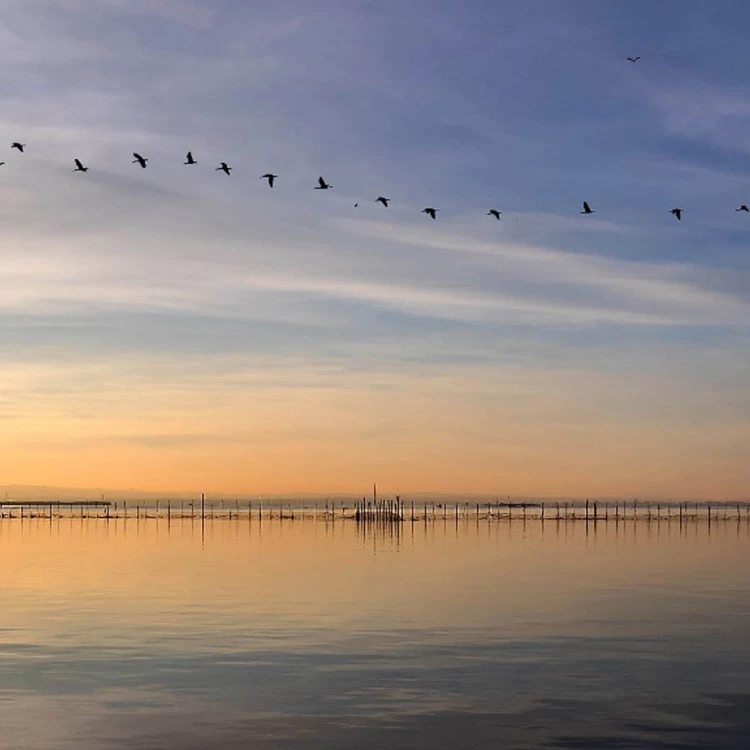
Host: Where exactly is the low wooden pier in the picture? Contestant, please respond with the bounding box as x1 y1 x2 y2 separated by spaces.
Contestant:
0 496 748 525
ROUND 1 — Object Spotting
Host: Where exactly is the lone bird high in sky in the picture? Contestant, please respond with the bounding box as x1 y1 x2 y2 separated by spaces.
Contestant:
375 196 390 207
261 173 277 188
72 159 88 173
581 201 594 214
671 208 683 221
488 209 502 220
11 142 25 152
626 56 641 63
132 153 147 169
737 205 749 213
184 151 196 165
422 208 438 219
315 176 332 190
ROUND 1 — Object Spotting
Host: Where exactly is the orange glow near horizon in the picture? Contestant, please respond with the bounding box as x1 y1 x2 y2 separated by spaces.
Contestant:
2 354 750 499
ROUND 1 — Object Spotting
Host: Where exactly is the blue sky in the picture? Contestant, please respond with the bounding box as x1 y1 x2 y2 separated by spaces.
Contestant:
1 1 749 496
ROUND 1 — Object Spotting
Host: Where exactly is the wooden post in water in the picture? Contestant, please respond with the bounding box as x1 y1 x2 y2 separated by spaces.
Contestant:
201 493 205 522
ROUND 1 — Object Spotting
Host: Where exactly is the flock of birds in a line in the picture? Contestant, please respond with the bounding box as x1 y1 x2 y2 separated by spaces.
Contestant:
4 56 750 223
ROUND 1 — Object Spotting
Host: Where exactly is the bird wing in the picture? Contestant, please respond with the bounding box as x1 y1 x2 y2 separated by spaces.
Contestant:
318 176 326 188
583 201 590 211
74 159 83 168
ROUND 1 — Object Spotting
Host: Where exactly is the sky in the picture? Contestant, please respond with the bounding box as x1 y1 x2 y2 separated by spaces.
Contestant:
1 0 750 498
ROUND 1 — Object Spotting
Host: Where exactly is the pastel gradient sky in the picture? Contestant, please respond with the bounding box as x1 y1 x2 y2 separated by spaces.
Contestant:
1 0 750 498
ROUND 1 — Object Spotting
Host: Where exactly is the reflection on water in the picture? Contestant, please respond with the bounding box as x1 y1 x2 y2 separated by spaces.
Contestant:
0 516 749 748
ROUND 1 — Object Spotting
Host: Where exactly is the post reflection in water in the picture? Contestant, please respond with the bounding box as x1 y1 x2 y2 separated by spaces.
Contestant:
0 514 749 749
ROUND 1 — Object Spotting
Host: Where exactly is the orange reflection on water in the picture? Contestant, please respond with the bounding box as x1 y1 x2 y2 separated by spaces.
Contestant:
1 515 749 650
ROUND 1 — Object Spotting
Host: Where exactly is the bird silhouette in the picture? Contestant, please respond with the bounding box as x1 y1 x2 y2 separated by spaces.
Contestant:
353 203 359 208
315 176 332 190
0 162 5 167
216 162 232 175
375 196 390 207
422 207 438 220
132 153 148 168
261 173 277 187
626 56 641 63
184 151 196 165
488 209 502 220
73 158 89 173
581 201 594 214
11 142 25 153
737 205 749 213
671 208 682 221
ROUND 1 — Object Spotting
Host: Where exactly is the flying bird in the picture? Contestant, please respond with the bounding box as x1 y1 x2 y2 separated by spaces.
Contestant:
132 152 148 168
315 176 332 190
353 203 359 208
422 207 438 220
626 56 641 63
184 151 196 165
11 142 25 152
581 201 594 214
487 209 502 220
216 162 232 175
737 205 749 213
260 173 277 187
375 196 390 207
0 162 5 167
73 158 88 173
671 208 682 221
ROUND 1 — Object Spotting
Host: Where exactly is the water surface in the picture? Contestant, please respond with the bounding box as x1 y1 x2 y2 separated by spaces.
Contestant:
1 515 748 748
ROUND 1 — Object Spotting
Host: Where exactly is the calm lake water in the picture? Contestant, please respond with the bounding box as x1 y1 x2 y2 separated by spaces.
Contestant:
1 515 749 749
